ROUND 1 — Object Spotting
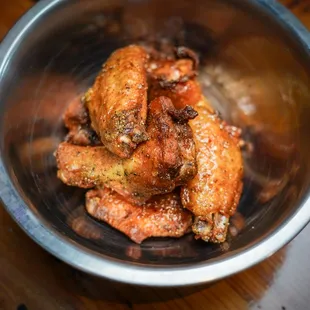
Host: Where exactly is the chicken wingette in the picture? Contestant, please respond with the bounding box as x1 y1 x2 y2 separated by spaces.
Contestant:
149 52 243 243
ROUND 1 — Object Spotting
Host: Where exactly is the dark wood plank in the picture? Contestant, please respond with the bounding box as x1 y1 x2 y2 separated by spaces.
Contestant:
0 0 309 309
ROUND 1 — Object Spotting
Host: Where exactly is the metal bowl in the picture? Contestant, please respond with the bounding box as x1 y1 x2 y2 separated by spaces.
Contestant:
1 0 310 286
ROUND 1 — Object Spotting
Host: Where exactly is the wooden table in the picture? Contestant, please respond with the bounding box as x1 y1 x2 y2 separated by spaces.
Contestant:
1 1 310 309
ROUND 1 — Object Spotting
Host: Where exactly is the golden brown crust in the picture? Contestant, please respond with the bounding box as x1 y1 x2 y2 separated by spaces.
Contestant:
56 142 117 189
85 188 193 244
85 45 148 158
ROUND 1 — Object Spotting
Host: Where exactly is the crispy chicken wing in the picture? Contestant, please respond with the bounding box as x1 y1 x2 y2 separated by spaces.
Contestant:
56 96 197 204
84 45 148 158
182 96 243 243
86 188 193 244
65 127 101 146
149 54 243 243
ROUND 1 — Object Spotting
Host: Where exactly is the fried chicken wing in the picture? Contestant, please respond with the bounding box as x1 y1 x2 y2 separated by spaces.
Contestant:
56 96 197 204
84 45 148 158
182 96 243 243
86 188 193 244
149 55 243 243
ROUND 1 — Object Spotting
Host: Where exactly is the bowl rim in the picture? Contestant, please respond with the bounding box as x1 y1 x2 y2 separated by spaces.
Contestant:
1 0 310 287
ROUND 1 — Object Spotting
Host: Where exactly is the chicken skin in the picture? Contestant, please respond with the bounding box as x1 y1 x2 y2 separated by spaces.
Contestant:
86 188 193 244
84 45 149 158
56 96 197 205
149 53 243 243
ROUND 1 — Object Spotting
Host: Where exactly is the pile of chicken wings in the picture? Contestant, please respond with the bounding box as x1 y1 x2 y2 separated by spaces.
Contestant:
55 45 244 244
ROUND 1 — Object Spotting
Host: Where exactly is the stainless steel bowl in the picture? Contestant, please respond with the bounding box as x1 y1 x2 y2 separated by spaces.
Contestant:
1 0 310 286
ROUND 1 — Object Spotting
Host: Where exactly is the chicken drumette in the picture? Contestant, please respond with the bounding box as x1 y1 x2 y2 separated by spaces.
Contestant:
56 96 197 205
84 45 149 158
149 51 243 243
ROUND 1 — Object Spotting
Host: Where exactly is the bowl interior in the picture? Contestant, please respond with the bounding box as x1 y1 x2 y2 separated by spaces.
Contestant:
1 0 310 267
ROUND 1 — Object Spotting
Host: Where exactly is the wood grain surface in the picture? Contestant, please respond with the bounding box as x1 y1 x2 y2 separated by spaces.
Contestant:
1 1 310 309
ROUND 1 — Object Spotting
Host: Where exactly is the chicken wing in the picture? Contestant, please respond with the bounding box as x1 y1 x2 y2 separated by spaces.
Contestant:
84 45 148 158
86 188 193 244
148 48 201 108
149 55 243 243
56 96 197 204
182 96 243 243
